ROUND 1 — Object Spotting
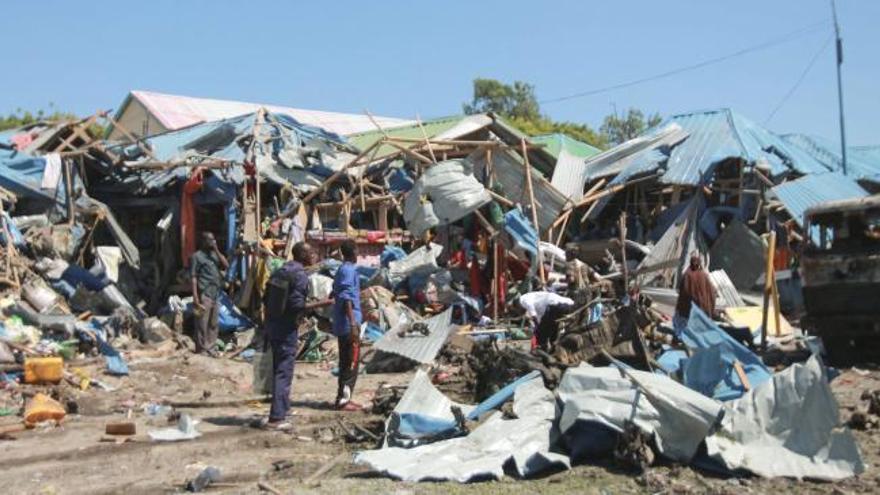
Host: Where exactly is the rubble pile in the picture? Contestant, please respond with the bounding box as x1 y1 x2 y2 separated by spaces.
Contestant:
0 94 878 490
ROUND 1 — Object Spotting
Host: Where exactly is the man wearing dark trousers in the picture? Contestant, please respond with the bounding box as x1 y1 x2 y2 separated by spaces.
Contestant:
262 241 313 430
331 240 363 411
190 232 228 356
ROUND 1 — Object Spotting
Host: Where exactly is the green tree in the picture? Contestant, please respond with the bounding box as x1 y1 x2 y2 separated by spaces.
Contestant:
464 78 660 150
0 104 78 132
463 78 541 121
599 108 662 146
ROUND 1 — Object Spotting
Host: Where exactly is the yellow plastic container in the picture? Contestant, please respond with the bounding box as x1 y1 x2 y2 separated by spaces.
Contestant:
24 393 66 426
24 357 64 384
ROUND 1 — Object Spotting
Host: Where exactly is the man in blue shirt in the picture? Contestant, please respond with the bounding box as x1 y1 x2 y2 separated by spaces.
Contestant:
331 240 363 411
262 241 313 430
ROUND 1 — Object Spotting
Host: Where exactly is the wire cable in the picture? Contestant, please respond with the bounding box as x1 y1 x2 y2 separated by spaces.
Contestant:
540 20 829 105
764 35 834 124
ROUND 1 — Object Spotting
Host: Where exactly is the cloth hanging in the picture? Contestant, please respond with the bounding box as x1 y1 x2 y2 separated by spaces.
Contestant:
181 168 204 267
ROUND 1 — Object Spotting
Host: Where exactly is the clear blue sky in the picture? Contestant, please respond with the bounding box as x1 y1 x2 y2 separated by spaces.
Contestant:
1 0 876 144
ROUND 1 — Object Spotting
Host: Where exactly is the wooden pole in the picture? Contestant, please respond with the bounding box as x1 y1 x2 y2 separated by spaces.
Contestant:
492 240 499 321
416 115 437 163
760 231 777 349
520 138 545 286
302 140 381 203
771 268 782 337
63 158 75 225
619 212 629 290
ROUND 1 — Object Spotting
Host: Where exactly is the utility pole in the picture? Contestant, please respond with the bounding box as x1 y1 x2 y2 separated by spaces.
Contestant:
831 0 848 175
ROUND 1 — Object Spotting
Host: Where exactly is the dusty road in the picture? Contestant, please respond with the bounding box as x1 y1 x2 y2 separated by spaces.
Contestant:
1 352 878 494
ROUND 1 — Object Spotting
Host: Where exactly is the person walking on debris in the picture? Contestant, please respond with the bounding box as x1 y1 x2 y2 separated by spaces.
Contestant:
675 253 716 329
331 240 363 411
518 290 575 352
190 232 228 356
262 241 314 430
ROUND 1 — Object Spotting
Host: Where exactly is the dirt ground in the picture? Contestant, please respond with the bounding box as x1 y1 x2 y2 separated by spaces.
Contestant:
1 350 879 495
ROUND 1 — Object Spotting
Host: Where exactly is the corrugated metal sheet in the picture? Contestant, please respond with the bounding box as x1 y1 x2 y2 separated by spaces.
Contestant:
583 123 688 182
709 269 745 308
660 109 828 185
550 148 589 200
126 90 413 137
771 172 868 226
782 134 880 181
470 147 569 232
373 308 456 364
532 133 601 161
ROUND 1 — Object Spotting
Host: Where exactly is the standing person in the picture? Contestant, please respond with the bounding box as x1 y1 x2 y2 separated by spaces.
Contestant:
262 242 313 430
675 253 716 329
190 232 228 356
331 240 363 411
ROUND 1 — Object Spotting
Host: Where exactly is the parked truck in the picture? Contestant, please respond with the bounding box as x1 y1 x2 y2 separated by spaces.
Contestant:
801 195 880 364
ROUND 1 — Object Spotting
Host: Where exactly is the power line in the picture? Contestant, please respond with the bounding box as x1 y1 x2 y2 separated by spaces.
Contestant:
540 20 829 105
764 35 833 124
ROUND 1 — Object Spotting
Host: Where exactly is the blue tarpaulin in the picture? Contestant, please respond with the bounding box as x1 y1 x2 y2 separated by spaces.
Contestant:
678 305 771 401
504 208 538 255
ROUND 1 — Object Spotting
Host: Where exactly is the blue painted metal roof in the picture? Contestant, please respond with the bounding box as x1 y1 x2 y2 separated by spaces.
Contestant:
771 172 868 226
659 109 829 185
781 134 880 183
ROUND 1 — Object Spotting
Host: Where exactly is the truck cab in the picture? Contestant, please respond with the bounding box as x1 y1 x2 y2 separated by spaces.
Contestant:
802 195 880 364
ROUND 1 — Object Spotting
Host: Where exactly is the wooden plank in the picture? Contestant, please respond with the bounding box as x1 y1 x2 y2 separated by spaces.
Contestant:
521 138 545 286
733 360 751 391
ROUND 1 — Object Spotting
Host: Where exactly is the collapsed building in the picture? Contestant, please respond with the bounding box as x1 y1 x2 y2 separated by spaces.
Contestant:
1 94 879 487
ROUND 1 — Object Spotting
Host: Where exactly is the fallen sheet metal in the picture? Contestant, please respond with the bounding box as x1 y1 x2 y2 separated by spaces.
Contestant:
355 376 569 482
708 269 744 308
387 243 443 285
403 158 491 237
680 306 772 401
703 355 864 480
708 220 764 291
372 308 457 364
557 363 723 463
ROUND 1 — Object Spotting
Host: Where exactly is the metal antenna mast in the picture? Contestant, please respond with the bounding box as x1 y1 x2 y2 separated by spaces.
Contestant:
831 0 847 175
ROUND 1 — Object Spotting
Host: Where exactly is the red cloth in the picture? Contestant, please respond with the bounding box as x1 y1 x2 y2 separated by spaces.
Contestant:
181 169 204 267
450 249 467 269
468 258 483 297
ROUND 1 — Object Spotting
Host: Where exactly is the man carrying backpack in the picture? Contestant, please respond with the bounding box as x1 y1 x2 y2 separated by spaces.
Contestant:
262 241 313 430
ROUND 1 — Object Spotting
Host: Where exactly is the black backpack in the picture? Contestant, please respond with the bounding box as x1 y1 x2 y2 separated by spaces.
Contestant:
264 264 298 320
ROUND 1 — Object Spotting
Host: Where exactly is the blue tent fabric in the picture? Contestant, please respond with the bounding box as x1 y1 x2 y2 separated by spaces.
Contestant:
504 208 538 255
678 305 771 401
216 293 253 332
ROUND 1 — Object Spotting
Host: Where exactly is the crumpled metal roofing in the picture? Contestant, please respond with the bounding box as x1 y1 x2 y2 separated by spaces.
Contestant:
659 108 829 185
771 172 868 226
703 355 864 480
403 158 491 237
470 147 569 232
781 134 880 182
95 111 347 195
583 123 688 182
355 375 568 482
372 308 456 364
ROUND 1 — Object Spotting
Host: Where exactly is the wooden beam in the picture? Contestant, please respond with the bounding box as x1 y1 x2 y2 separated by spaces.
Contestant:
521 138 545 286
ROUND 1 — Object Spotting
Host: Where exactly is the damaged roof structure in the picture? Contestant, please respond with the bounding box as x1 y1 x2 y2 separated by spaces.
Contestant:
0 88 875 492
